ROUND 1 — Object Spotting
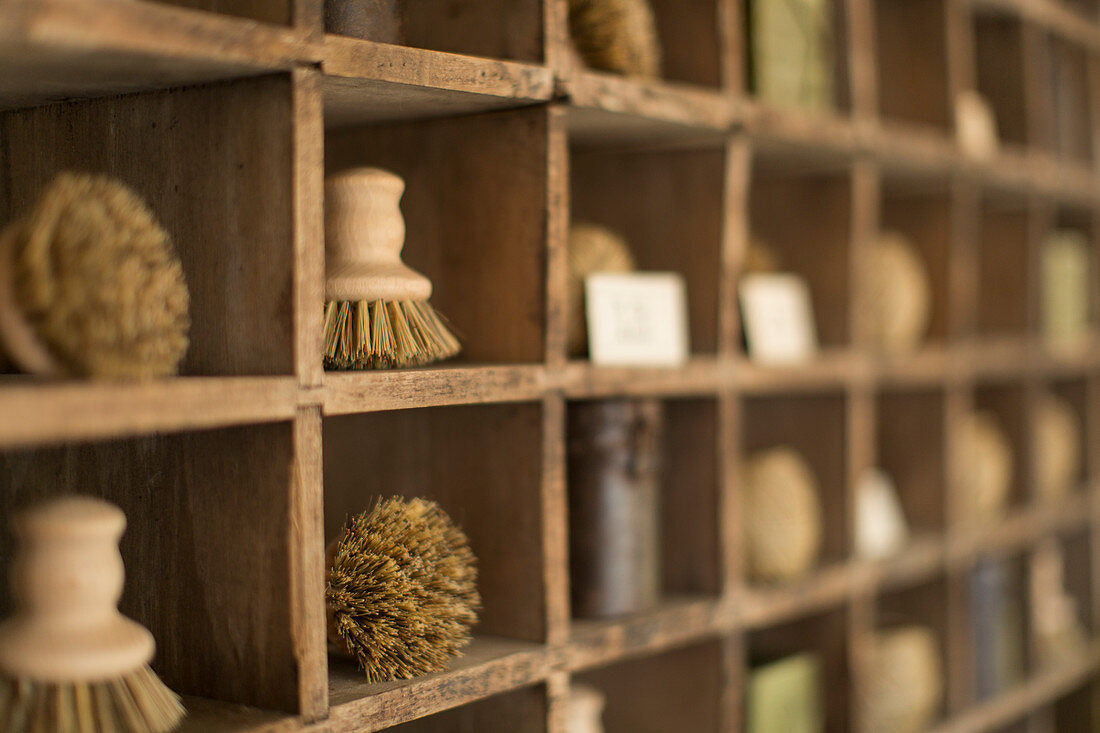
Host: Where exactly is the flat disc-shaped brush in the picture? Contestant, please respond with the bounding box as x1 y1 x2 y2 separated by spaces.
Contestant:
0 173 190 379
323 168 460 370
0 496 184 732
326 497 480 682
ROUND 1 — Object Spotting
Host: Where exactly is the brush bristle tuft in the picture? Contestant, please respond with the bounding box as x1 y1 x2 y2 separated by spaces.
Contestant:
0 666 185 733
568 0 662 78
11 172 190 379
323 299 460 370
326 497 480 683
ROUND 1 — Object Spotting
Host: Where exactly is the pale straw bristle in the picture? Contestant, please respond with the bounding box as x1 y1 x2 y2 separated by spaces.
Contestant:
10 172 190 379
568 0 662 78
326 497 480 683
0 666 185 733
323 299 460 370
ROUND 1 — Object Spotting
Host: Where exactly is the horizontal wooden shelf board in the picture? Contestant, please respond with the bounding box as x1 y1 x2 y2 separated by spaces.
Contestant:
322 36 553 128
928 645 1100 733
948 492 1094 565
741 562 853 629
735 350 860 394
178 696 300 733
0 0 314 110
972 0 1100 50
871 346 959 388
561 358 725 399
854 533 948 593
565 595 729 672
0 376 298 448
562 71 731 148
322 365 547 414
325 636 548 732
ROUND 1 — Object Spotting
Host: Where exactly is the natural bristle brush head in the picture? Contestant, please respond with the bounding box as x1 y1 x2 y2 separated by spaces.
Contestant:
0 495 185 733
323 168 460 370
326 497 480 683
568 0 662 78
0 173 190 379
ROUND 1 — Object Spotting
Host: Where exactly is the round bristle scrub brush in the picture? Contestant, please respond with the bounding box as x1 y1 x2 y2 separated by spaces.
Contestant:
326 497 480 682
323 168 460 370
568 0 662 78
0 496 185 733
0 172 190 379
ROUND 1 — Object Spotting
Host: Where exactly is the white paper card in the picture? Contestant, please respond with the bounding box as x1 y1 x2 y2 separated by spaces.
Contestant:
855 468 909 561
585 272 690 367
739 273 818 364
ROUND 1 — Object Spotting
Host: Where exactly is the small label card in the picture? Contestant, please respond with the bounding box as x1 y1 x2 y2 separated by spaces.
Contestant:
585 272 690 367
739 273 818 364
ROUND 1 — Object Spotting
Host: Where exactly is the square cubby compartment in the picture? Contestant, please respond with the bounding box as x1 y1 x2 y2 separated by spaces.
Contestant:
878 174 953 346
0 423 302 712
973 12 1029 152
743 0 851 112
977 191 1031 339
877 389 947 536
873 0 950 130
566 398 721 620
643 0 725 88
969 552 1032 700
1040 35 1093 165
569 147 724 357
0 77 297 377
377 684 547 732
972 383 1029 513
749 157 852 349
743 392 849 570
323 403 545 651
747 607 851 732
326 107 549 364
574 641 724 732
874 577 951 727
325 0 543 63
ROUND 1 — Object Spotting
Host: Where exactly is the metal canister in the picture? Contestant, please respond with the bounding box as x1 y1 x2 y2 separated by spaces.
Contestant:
568 398 662 618
324 0 404 45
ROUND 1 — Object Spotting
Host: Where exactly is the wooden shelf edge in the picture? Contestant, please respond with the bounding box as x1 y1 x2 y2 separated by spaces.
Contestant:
971 0 1100 50
0 376 298 448
928 645 1100 733
0 0 317 110
561 357 726 400
322 365 547 415
565 596 730 673
322 36 554 128
323 637 549 732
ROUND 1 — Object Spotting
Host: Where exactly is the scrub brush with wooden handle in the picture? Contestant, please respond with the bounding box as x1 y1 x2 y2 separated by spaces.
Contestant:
0 172 190 379
323 168 460 370
0 496 184 732
326 497 480 682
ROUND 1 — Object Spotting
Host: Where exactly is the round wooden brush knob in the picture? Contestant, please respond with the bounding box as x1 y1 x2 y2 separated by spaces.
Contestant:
0 496 154 682
325 167 432 303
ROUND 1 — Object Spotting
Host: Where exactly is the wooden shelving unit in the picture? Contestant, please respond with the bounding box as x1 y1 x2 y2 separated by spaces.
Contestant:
0 0 1098 730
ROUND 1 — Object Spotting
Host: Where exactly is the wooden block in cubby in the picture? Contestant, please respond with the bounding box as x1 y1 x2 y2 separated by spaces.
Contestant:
748 156 852 349
872 0 950 131
0 76 299 377
0 423 303 712
977 192 1032 339
742 392 849 569
146 0 293 25
974 382 1030 512
877 388 947 536
879 174 953 345
574 641 723 733
325 107 549 364
1038 34 1093 166
323 0 543 62
972 11 1029 152
569 146 724 356
874 575 951 726
746 607 850 732
323 403 546 644
375 684 547 732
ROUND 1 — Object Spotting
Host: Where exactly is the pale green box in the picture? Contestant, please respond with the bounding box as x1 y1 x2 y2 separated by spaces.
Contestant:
747 653 824 733
749 0 835 110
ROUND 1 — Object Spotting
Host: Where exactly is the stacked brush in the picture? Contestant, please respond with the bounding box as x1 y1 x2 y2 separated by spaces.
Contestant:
326 497 480 682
